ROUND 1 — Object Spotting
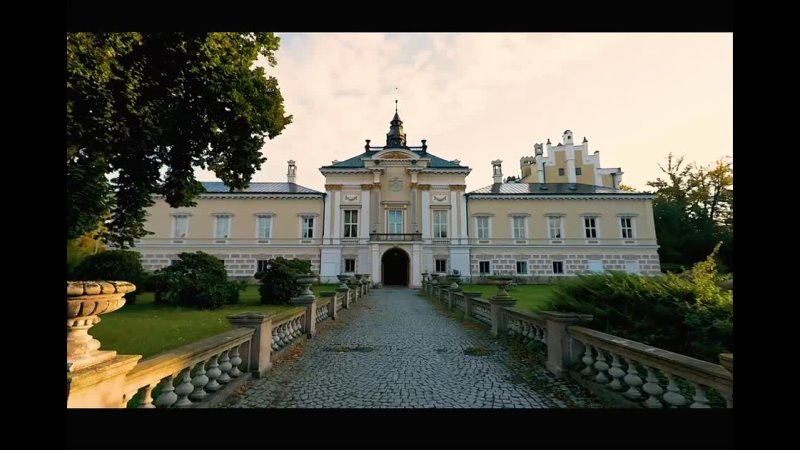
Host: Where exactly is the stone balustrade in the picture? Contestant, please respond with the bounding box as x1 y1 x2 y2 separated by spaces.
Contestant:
123 328 254 408
567 326 733 408
418 272 733 409
67 278 370 408
504 308 547 346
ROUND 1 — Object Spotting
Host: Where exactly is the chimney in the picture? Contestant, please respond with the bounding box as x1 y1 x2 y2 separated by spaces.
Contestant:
492 159 503 184
287 160 297 184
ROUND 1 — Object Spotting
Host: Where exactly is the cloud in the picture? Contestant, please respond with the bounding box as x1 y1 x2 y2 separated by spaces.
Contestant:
196 33 732 191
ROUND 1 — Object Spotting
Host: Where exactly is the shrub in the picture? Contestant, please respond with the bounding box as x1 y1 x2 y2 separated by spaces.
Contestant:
153 252 240 310
549 245 732 363
73 250 146 303
256 257 312 305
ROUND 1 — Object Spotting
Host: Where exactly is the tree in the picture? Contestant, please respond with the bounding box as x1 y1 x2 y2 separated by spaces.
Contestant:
67 33 292 247
618 184 637 192
647 154 733 272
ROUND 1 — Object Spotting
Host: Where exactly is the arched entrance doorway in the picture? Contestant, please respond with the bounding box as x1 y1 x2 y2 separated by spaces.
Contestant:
381 248 410 286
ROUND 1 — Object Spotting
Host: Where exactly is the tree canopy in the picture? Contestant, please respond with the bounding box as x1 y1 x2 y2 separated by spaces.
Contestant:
647 154 733 272
67 32 292 247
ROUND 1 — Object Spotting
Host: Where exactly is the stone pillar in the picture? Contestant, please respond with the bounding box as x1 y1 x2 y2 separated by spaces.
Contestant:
227 313 273 377
323 188 333 243
290 275 318 338
66 281 142 408
488 278 517 337
540 311 593 377
332 189 342 244
361 186 371 241
321 291 337 320
421 187 431 240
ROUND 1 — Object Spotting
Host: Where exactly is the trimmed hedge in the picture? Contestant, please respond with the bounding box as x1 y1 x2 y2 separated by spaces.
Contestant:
152 252 241 310
255 257 311 305
72 250 146 303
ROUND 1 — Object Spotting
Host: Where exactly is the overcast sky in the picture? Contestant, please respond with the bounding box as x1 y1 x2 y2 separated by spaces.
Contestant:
196 33 732 191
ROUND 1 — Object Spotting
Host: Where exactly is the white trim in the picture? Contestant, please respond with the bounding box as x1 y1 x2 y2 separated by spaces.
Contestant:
619 215 637 240
421 190 431 239
386 208 404 234
300 216 316 239
547 215 564 240
343 209 360 238
582 216 600 239
255 215 273 240
171 214 190 239
432 209 449 239
213 214 232 240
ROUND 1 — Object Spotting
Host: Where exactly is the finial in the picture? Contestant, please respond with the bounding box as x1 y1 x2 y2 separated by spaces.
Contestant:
547 138 551 145
365 139 371 150
583 136 588 143
421 139 427 152
395 99 398 114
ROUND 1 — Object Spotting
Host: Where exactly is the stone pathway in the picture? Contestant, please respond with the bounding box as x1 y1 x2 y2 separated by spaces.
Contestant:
226 288 589 408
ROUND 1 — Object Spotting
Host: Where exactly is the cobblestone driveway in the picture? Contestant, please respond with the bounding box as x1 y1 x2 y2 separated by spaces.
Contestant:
227 288 572 408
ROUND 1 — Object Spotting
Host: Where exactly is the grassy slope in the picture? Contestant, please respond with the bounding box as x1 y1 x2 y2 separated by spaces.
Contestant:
459 284 557 312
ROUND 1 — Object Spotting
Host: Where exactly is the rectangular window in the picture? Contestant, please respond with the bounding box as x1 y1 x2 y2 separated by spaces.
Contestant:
257 216 272 240
343 210 359 238
256 259 269 274
344 258 356 273
388 210 403 234
172 215 189 239
479 261 490 274
476 216 490 239
433 210 448 238
576 167 582 176
552 261 564 274
214 215 231 239
302 217 314 238
583 217 598 239
512 217 526 239
558 168 565 176
548 216 563 239
516 261 528 274
620 217 634 239
587 260 604 273
435 259 447 273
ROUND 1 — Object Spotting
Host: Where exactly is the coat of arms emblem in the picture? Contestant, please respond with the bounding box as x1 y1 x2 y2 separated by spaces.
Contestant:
389 177 403 192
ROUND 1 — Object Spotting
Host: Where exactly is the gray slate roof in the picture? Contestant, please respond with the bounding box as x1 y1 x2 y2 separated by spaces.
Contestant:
321 149 467 169
467 183 650 195
201 182 322 195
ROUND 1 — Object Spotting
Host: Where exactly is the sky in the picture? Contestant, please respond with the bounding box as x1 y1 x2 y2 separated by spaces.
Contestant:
196 33 732 192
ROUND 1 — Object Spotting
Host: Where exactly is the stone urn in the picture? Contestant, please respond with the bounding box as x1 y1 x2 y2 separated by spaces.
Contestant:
295 273 317 299
421 271 429 284
336 274 352 291
489 274 515 301
446 273 461 292
67 281 136 372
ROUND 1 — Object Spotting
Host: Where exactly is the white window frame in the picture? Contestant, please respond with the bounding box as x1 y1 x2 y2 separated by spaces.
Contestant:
435 258 447 273
552 261 565 274
479 261 491 274
583 216 599 239
301 216 315 239
511 216 528 240
343 209 359 238
547 216 564 239
433 210 448 239
343 258 356 273
516 260 528 275
256 215 273 240
619 216 636 240
213 214 233 240
476 216 491 239
171 214 190 239
387 209 404 234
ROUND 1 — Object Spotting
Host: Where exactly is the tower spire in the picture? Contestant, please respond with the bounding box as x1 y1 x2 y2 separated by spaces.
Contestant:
385 100 407 148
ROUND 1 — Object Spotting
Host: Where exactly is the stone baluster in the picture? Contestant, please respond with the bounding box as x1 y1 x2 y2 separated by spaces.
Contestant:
593 348 610 384
277 323 288 346
607 352 625 390
662 373 687 408
690 383 711 408
189 360 209 401
271 327 280 352
580 344 595 377
137 383 156 408
153 374 178 408
622 358 644 400
217 350 232 385
229 345 242 378
642 366 664 408
174 367 195 408
205 354 222 392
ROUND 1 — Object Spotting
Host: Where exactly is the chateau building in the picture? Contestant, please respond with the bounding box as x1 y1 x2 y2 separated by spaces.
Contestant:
135 109 660 287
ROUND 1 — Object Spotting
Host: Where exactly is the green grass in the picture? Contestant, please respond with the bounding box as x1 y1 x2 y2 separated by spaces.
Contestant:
92 284 339 358
459 284 558 312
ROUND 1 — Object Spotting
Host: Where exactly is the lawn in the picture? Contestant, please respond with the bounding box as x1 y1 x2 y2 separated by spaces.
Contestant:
458 284 558 312
92 284 339 358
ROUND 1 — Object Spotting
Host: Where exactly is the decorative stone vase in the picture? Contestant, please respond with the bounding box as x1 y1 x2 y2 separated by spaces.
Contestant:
489 275 515 300
354 274 364 281
446 273 461 291
67 281 136 372
336 274 352 290
421 271 429 283
295 274 317 299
